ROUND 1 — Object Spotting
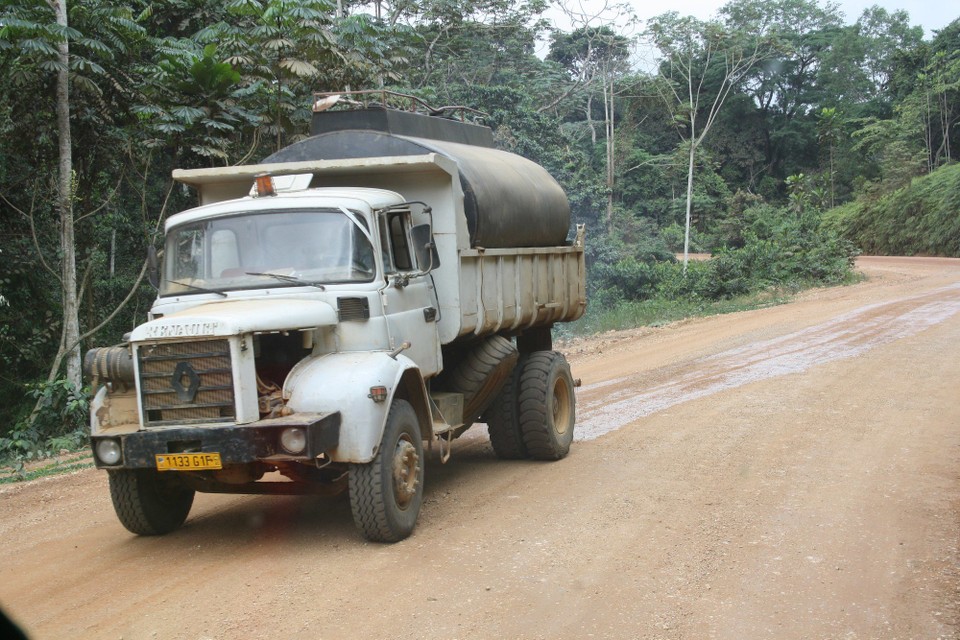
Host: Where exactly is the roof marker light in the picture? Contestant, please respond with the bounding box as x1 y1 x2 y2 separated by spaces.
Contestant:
254 173 276 197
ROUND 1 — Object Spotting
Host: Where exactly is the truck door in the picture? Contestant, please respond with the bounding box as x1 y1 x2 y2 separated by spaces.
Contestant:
379 209 441 376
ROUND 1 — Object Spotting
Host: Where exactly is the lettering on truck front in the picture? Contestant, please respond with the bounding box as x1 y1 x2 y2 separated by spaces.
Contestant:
144 322 219 339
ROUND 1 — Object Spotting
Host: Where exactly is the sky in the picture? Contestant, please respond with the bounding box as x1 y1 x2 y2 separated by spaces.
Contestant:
538 0 956 63
542 0 957 40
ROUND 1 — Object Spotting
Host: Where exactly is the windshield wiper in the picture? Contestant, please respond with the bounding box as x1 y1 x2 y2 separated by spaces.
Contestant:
166 280 227 297
245 272 326 290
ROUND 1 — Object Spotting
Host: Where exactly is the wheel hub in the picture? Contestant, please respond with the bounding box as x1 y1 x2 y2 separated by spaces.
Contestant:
392 437 420 509
551 378 571 435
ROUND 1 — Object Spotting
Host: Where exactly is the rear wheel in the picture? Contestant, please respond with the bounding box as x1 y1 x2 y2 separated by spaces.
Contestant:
485 357 528 459
108 469 195 535
445 336 518 426
518 351 576 460
349 400 424 542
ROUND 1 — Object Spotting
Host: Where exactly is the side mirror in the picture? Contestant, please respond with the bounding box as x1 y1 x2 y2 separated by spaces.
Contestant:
147 245 160 290
410 224 440 274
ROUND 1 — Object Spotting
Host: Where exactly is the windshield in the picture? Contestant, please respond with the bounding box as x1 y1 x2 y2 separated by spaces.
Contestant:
161 208 376 296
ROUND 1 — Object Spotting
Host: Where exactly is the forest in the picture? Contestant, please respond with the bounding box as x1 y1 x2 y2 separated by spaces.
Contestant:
0 0 958 461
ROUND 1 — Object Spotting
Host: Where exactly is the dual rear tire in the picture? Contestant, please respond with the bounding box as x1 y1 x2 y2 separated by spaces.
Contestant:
486 350 575 461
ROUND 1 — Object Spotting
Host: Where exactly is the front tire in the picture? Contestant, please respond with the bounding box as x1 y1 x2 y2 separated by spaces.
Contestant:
349 399 424 542
518 351 576 460
108 469 195 535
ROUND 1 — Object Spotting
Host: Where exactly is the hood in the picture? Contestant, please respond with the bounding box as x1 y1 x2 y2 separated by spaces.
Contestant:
131 299 337 342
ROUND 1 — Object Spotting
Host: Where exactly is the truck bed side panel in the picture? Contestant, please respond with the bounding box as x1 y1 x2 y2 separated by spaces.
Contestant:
457 246 586 339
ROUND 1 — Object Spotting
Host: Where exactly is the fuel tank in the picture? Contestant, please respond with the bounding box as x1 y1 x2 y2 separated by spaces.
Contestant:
262 109 571 249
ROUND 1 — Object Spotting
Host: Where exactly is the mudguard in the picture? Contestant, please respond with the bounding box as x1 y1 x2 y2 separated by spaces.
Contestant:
89 386 139 435
284 351 430 463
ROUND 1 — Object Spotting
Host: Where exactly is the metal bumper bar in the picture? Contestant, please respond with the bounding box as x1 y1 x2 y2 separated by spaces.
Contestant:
90 412 341 469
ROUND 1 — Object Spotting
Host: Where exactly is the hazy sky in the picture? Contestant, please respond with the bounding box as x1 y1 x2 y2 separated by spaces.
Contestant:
545 0 957 37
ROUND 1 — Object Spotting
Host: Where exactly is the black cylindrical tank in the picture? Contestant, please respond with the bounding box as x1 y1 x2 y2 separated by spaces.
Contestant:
263 110 571 248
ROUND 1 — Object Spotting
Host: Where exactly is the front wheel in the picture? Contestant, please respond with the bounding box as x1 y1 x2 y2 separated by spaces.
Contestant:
349 399 424 542
108 469 195 535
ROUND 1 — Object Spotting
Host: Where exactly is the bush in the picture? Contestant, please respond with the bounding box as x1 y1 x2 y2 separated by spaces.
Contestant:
0 378 90 463
824 163 960 256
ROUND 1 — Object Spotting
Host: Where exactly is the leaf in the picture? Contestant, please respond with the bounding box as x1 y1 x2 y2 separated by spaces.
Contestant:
201 118 235 132
75 37 113 58
19 38 59 57
71 74 104 96
263 37 295 51
170 105 207 122
278 58 318 77
36 59 67 73
190 144 229 159
70 58 106 76
132 104 164 116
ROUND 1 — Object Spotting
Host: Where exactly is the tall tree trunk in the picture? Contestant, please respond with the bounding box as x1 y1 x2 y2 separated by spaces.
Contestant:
604 77 615 233
586 94 596 145
54 0 81 389
683 138 695 274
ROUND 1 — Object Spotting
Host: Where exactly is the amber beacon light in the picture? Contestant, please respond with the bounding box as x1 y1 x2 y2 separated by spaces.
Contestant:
254 173 276 197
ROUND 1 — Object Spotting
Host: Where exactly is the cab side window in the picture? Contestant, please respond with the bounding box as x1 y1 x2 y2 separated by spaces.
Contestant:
379 211 413 273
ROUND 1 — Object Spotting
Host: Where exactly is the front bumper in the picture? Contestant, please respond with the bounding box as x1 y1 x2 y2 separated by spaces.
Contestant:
90 412 341 469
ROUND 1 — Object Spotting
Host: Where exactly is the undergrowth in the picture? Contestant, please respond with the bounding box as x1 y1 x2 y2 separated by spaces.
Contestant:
1 456 94 484
0 378 90 469
824 163 960 256
557 274 862 340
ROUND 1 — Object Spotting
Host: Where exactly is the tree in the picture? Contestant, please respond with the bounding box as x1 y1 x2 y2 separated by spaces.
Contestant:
548 24 633 231
646 12 769 270
719 0 844 184
853 7 923 106
817 106 840 207
0 0 144 397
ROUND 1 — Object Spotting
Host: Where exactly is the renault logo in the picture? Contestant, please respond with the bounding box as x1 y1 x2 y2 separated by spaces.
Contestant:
171 361 201 402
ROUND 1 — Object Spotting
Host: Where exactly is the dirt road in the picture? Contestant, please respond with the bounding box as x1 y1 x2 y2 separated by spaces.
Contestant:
2 256 959 639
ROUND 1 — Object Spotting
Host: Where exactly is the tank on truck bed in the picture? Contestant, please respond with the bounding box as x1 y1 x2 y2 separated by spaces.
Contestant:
87 92 586 542
174 103 586 346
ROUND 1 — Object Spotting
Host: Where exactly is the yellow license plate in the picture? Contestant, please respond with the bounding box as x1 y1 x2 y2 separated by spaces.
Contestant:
156 452 222 471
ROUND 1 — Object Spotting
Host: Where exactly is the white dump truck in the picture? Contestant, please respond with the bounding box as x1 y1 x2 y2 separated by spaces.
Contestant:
85 95 586 541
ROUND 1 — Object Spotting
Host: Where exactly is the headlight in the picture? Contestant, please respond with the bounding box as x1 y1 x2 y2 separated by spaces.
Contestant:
280 428 307 455
96 438 122 465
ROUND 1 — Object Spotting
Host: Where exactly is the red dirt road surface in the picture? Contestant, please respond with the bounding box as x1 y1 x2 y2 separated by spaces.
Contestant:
2 256 959 639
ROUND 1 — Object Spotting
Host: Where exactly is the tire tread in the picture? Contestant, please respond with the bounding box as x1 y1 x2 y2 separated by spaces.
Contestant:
349 400 423 542
108 469 194 536
517 351 575 460
485 358 527 459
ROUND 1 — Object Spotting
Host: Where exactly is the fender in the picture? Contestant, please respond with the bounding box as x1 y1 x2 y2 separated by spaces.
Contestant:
89 386 140 436
284 351 432 463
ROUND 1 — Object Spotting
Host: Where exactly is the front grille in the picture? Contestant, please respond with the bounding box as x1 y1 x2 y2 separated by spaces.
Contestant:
138 339 235 426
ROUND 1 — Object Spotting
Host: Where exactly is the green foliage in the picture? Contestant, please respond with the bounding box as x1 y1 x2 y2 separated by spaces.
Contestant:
588 199 857 312
1 458 94 485
135 40 264 159
0 379 90 464
824 163 960 256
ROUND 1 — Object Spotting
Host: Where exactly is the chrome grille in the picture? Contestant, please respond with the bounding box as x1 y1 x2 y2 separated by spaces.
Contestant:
138 339 235 426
